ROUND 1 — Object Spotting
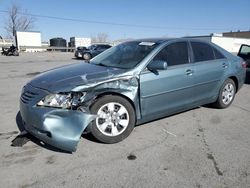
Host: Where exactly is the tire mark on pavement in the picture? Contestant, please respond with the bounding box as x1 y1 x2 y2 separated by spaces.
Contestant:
194 112 224 176
232 104 250 113
46 155 56 164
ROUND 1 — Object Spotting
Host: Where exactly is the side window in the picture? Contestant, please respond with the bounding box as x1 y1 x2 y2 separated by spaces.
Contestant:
101 46 108 50
153 42 189 66
96 46 102 50
98 45 109 50
104 45 111 49
191 42 215 62
213 47 225 59
89 45 95 50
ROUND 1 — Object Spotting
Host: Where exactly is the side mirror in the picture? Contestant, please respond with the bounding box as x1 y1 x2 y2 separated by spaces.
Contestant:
147 60 168 71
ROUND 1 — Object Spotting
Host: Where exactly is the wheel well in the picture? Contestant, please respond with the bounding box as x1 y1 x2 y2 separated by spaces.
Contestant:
84 52 91 55
229 76 238 92
93 92 136 114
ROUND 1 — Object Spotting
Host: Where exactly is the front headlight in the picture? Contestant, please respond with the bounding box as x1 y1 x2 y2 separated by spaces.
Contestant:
37 93 72 108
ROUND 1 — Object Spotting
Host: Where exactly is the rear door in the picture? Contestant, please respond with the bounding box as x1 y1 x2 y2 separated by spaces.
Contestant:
190 41 228 102
140 41 196 117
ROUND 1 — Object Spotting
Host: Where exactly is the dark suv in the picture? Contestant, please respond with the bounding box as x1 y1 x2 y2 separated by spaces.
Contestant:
79 44 112 60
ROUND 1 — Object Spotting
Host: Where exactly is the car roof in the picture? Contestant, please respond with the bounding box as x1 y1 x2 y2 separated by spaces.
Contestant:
91 44 112 46
128 38 174 44
126 37 219 45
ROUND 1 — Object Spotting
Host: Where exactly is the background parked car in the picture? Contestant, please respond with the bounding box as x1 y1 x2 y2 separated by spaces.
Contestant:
79 44 112 60
74 46 87 59
1 45 19 56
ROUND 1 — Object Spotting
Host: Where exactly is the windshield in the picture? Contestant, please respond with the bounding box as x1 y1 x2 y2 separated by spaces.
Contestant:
88 45 96 50
90 41 158 69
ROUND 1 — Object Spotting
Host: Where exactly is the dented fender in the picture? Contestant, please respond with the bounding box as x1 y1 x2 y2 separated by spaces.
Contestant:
72 75 141 120
20 64 141 152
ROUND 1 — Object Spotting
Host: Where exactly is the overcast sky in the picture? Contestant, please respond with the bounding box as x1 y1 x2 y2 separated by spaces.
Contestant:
0 0 249 41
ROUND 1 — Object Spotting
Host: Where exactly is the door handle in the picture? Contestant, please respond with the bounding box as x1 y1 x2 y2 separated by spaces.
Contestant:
186 69 193 76
222 63 228 68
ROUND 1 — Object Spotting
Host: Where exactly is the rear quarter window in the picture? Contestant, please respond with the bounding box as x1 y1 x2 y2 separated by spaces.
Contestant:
191 42 215 62
213 47 225 59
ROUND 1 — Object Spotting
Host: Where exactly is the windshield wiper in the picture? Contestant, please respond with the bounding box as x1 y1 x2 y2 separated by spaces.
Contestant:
97 63 108 67
93 62 125 69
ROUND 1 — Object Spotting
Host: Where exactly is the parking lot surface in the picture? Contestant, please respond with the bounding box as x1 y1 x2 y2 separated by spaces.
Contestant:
0 52 250 188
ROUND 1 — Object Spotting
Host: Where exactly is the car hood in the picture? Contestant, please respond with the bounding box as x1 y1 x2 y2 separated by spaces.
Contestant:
28 63 127 92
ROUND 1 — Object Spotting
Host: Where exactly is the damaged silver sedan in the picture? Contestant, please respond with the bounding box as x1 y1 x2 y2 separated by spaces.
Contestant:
20 38 246 152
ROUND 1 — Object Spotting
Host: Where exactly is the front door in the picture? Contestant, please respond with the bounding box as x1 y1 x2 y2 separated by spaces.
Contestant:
139 41 196 117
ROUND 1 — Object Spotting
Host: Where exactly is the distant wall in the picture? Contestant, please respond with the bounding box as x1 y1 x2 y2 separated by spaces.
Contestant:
69 37 91 48
223 31 250 39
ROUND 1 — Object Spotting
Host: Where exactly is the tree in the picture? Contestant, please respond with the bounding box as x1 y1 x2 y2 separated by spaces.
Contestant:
91 33 109 43
4 3 35 38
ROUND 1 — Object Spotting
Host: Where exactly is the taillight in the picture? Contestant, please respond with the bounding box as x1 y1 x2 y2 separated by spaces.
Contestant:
242 61 247 68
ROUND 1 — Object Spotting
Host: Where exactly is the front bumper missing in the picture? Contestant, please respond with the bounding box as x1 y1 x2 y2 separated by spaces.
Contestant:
20 101 96 152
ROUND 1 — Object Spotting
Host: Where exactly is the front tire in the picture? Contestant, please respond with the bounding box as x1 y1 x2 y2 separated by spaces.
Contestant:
83 53 91 60
214 78 236 109
90 95 135 143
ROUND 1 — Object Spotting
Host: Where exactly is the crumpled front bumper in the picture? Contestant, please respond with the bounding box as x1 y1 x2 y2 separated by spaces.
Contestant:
19 85 96 152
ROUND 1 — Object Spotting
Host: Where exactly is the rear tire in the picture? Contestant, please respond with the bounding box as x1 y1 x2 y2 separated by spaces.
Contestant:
214 78 236 109
90 95 135 143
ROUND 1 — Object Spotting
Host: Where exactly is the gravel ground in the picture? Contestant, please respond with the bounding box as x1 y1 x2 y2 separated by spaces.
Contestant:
0 52 250 188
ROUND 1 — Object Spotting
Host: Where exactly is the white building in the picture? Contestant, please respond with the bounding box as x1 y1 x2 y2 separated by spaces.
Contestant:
16 31 42 52
189 34 250 54
69 37 91 48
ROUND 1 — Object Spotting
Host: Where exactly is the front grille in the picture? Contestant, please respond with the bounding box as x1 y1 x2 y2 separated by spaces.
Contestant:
20 90 38 104
20 84 48 105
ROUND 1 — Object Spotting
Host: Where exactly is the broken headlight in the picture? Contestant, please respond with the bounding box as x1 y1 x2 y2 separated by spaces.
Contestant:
37 93 72 108
37 92 87 109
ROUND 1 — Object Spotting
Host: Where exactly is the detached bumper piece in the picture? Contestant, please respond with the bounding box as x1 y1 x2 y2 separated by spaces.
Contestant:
25 110 95 152
20 84 96 152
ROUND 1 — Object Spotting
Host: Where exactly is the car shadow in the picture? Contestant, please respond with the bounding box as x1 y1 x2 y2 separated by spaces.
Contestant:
135 106 202 127
14 111 71 153
202 103 217 109
71 57 90 63
81 133 102 143
72 57 81 60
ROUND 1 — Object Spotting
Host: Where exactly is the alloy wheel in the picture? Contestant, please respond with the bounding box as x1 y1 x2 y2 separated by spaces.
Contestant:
222 83 235 105
96 102 129 137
